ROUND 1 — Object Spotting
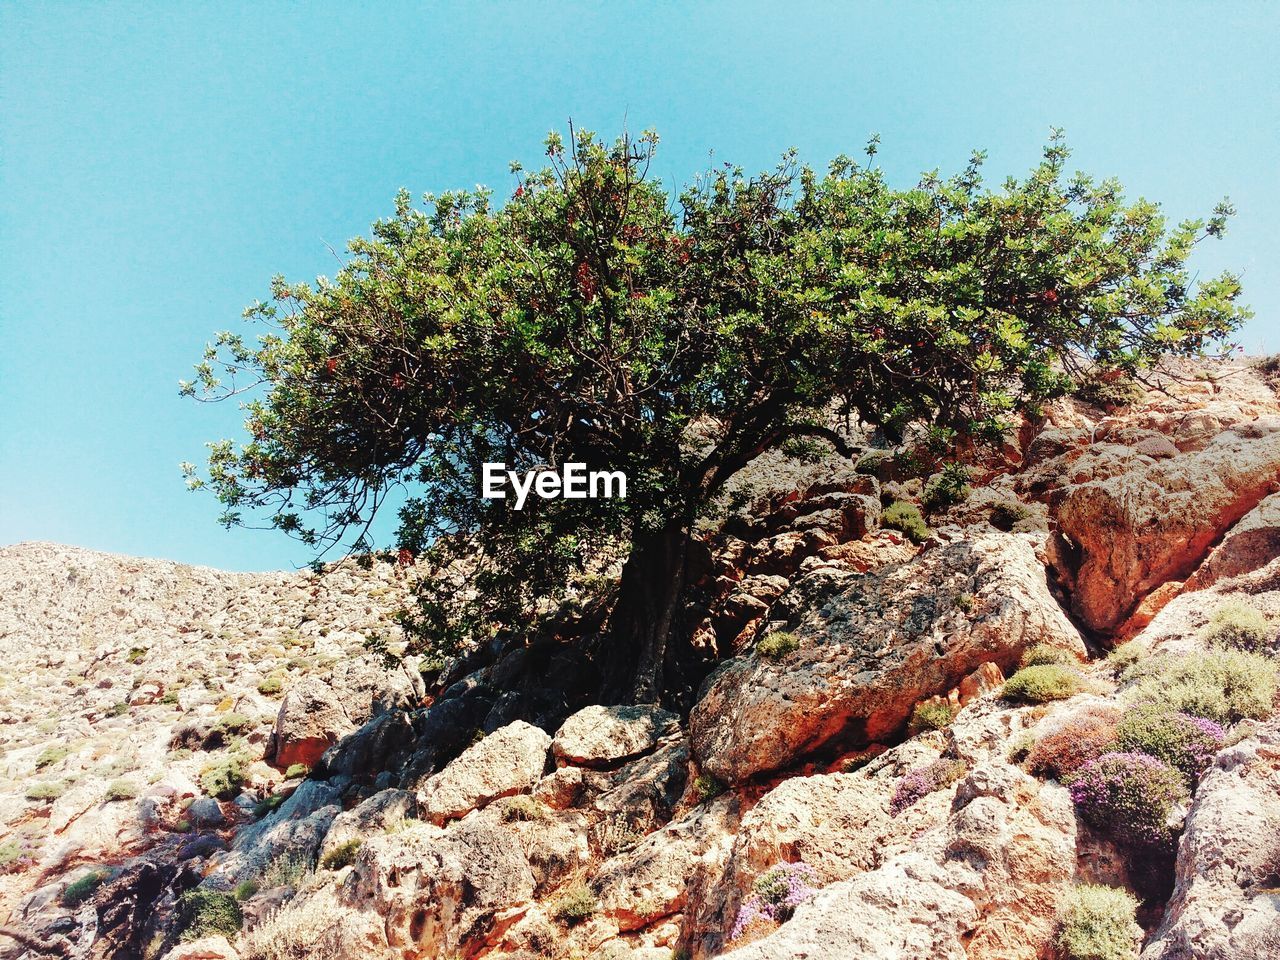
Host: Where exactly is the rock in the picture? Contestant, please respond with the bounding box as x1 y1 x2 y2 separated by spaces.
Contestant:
159 934 239 960
595 796 738 933
690 533 1084 783
270 677 355 771
1053 418 1280 633
340 816 537 957
714 763 1076 960
419 720 551 824
552 704 681 768
1140 718 1280 960
187 797 225 829
320 788 415 860
1187 490 1280 589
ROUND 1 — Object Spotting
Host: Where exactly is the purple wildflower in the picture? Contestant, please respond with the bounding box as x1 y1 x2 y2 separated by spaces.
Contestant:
889 758 967 817
730 861 821 940
1069 752 1187 847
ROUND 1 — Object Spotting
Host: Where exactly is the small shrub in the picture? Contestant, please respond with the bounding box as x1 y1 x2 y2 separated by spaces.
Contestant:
1003 665 1085 704
552 881 597 924
256 676 284 696
233 879 260 901
61 869 109 907
1106 641 1148 677
199 756 246 801
25 781 64 802
1027 708 1119 781
889 758 967 816
1114 707 1225 785
1074 370 1144 411
691 773 725 804
259 851 313 889
1056 883 1141 960
105 779 140 802
284 763 310 780
953 592 975 613
253 793 287 818
320 839 362 870
908 699 955 734
127 647 148 664
756 631 801 661
502 795 547 822
107 701 129 717
591 814 645 857
1069 752 1188 847
882 501 928 543
214 712 253 736
1203 600 1273 652
1128 649 1279 724
1006 732 1037 765
1021 644 1075 668
35 744 70 769
990 500 1031 531
730 861 821 940
175 888 242 941
921 463 971 514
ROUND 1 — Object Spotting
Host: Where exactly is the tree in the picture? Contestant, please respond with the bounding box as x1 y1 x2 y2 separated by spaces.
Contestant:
184 127 1249 703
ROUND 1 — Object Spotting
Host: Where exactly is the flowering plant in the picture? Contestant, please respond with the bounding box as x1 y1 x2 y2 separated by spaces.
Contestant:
729 861 821 941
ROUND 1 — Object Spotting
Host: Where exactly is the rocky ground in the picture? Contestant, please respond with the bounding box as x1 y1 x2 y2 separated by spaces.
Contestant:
3 358 1280 959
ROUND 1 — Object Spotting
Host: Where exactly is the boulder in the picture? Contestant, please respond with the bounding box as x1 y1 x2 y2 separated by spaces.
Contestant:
187 797 225 829
552 704 681 768
1140 718 1280 960
714 763 1076 960
1187 490 1280 589
159 935 239 960
1053 418 1280 633
419 720 551 824
320 788 416 861
270 677 354 771
690 533 1084 783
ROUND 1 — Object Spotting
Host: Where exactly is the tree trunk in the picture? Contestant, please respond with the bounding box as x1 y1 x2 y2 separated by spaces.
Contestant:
610 519 691 704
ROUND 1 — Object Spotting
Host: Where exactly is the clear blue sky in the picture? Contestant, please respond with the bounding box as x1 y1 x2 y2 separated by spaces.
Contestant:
2 1 1277 571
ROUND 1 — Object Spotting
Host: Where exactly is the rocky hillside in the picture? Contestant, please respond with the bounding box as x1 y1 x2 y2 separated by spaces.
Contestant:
5 358 1280 960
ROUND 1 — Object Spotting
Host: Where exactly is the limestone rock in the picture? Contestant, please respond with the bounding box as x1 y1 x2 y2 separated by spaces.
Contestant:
270 677 356 771
1053 418 1280 633
690 533 1084 783
419 720 551 824
159 936 239 960
552 704 680 768
715 763 1076 960
1140 718 1280 960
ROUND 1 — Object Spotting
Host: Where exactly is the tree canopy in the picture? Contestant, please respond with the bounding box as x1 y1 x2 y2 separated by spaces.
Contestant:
184 127 1249 700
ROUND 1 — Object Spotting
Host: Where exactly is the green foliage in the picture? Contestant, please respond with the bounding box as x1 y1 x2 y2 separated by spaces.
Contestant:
36 744 70 769
61 869 110 908
1020 644 1075 668
1128 649 1279 724
908 699 955 734
1073 370 1146 411
175 889 243 941
1203 600 1272 652
260 851 313 889
921 462 971 514
215 712 253 735
692 773 725 804
320 839 362 870
199 756 246 800
502 795 548 822
989 499 1031 530
253 793 287 818
1114 707 1225 784
234 879 260 901
756 630 801 661
1056 884 1141 960
257 676 284 695
882 501 929 543
25 782 64 801
0 840 24 869
127 647 148 664
1003 665 1085 703
105 779 140 802
1106 641 1148 677
188 128 1249 683
284 763 310 780
552 882 598 924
